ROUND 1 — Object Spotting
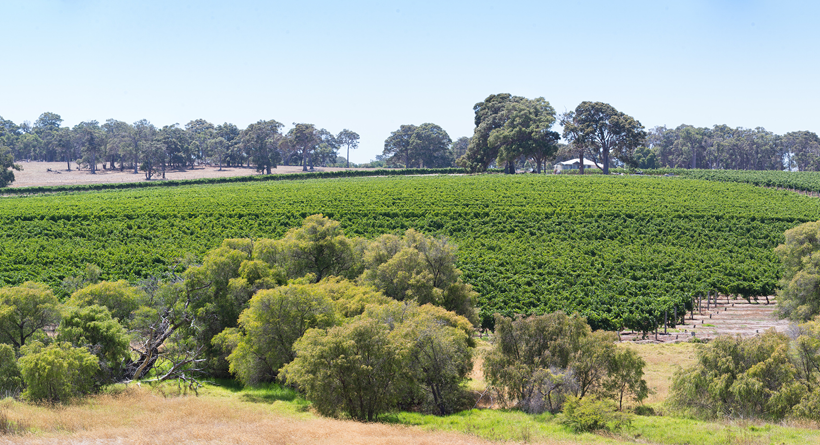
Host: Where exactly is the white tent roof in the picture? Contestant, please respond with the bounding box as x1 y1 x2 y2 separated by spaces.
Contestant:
556 158 599 167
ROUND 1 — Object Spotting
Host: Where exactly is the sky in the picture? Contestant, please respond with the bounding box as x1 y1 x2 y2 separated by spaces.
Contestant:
1 1 818 163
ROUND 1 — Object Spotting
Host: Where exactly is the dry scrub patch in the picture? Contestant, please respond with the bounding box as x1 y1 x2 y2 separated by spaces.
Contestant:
0 388 494 445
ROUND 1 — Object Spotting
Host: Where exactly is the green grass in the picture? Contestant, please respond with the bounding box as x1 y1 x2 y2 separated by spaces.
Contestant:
389 408 820 445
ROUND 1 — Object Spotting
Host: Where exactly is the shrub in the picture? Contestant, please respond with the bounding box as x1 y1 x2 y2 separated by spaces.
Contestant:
484 312 648 414
66 280 143 324
18 341 99 403
0 344 22 397
214 282 338 385
559 396 632 433
56 305 130 383
283 317 407 421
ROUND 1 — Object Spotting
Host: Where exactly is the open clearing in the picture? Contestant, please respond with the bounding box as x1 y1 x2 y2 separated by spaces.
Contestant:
8 161 363 188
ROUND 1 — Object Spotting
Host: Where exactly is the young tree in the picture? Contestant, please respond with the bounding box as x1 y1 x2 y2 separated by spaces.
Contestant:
337 129 359 168
361 229 478 325
66 280 144 324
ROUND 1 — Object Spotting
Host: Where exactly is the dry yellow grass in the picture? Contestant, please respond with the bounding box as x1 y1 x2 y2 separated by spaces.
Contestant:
621 342 698 405
0 388 501 445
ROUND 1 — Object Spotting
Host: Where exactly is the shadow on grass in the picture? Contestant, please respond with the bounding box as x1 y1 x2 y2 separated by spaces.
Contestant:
208 378 302 404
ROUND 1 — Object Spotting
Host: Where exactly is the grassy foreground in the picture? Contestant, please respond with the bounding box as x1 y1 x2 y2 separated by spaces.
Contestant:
2 343 819 444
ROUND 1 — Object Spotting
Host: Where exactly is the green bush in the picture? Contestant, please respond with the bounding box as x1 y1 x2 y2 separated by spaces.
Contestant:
558 396 632 433
56 305 130 382
18 341 99 403
0 344 22 397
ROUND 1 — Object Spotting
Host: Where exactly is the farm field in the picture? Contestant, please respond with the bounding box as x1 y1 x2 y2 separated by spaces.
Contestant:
1 174 819 328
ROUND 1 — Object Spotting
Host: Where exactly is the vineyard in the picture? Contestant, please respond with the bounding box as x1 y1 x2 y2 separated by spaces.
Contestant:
1 174 819 329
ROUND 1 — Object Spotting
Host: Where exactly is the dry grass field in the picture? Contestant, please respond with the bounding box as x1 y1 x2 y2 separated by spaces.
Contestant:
0 388 500 445
8 161 363 188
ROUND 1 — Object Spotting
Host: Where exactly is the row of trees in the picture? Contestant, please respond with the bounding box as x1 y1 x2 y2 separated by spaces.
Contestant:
635 125 820 171
0 113 360 177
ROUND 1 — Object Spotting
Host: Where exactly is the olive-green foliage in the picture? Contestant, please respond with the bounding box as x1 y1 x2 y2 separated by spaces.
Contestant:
56 305 130 382
66 280 143 325
366 302 474 415
669 330 803 419
18 341 99 403
558 396 632 433
484 312 647 414
182 239 286 375
775 220 820 321
0 282 60 349
214 281 338 385
284 317 406 421
0 145 20 188
0 344 22 396
284 300 474 420
361 229 478 325
277 214 362 282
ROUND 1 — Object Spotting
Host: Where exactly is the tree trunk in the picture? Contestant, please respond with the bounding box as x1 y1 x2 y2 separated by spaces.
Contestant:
579 152 585 175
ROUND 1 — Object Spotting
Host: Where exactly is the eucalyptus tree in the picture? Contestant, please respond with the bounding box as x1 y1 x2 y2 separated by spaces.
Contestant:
281 123 319 171
185 119 215 166
382 124 417 168
33 112 63 162
409 123 452 168
126 120 157 174
156 124 188 176
489 97 559 173
74 121 104 174
784 131 820 171
102 119 133 170
336 129 359 168
215 122 242 166
0 145 21 187
207 137 229 170
460 93 512 172
450 136 469 164
561 102 646 174
314 128 339 167
241 120 284 174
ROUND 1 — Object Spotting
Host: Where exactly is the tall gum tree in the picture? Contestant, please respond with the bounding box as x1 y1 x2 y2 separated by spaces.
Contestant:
561 102 646 174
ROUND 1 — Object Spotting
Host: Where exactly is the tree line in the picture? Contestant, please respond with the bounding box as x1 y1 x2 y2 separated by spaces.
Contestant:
0 113 361 178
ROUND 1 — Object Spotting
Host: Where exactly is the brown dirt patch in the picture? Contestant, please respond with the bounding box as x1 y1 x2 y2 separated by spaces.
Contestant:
9 161 367 188
619 295 790 344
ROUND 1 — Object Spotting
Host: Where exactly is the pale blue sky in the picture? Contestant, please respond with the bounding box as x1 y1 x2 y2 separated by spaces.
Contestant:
2 1 818 163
